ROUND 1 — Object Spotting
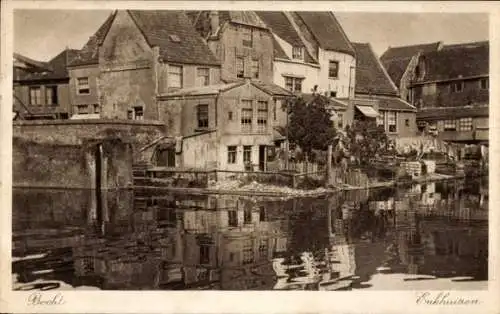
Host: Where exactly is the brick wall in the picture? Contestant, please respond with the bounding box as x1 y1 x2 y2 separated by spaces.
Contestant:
13 119 165 158
13 136 134 189
217 24 274 83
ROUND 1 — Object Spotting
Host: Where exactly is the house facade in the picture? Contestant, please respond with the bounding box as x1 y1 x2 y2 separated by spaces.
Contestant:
380 41 443 103
409 41 489 144
13 50 78 120
158 80 291 171
67 10 221 121
352 42 417 138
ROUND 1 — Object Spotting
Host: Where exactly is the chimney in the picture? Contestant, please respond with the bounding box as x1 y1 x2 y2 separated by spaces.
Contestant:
209 11 219 36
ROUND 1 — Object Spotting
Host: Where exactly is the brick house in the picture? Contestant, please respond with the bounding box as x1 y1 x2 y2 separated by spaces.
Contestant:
13 49 79 120
158 79 291 171
380 41 442 103
256 11 356 100
352 42 417 138
67 10 221 120
409 41 489 144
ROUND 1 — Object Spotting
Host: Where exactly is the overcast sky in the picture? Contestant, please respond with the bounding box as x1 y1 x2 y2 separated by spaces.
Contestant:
14 10 488 62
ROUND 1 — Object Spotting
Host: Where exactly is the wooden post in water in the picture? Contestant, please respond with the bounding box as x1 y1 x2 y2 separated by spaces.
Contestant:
326 144 333 187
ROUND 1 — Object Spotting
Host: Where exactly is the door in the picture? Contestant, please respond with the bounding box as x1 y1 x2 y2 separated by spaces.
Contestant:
259 145 266 171
157 148 176 167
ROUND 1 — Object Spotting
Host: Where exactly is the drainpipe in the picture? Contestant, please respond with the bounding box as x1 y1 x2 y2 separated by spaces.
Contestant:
348 66 355 99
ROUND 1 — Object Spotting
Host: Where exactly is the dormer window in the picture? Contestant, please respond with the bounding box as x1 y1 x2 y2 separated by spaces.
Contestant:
292 46 304 60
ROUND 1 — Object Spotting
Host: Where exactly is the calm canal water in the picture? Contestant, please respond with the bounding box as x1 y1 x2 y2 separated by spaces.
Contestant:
12 178 488 290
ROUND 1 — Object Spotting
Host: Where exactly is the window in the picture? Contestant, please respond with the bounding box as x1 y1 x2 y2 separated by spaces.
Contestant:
228 210 238 227
242 27 252 47
244 208 252 224
241 100 253 132
29 86 41 105
236 57 245 78
93 104 100 114
292 46 303 60
257 101 268 133
258 239 268 259
200 246 210 264
459 117 472 131
243 146 252 164
330 91 337 98
405 119 410 127
227 146 237 164
77 77 90 95
242 239 254 265
168 65 183 88
259 206 266 222
228 111 233 121
284 76 303 92
273 100 278 121
77 104 88 114
329 60 339 79
444 119 456 131
197 68 210 86
387 111 397 133
251 59 259 79
337 113 343 129
134 106 143 120
452 81 464 93
45 86 58 105
377 111 384 126
197 104 209 128
480 78 489 90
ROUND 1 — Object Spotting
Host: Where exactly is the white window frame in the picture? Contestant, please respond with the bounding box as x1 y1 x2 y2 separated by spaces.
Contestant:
77 77 90 95
387 111 397 133
284 76 303 92
459 117 473 131
241 100 253 132
168 65 183 89
444 119 457 131
292 46 304 60
257 101 268 133
29 86 42 105
197 67 210 86
328 60 339 79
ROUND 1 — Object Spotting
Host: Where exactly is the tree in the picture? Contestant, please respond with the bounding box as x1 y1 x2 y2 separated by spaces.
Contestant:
286 95 337 160
345 119 390 166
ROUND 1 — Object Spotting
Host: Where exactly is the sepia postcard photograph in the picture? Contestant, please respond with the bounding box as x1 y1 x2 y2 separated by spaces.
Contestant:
0 1 499 313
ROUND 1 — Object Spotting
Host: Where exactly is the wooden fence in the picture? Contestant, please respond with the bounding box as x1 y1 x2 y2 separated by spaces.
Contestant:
134 167 326 189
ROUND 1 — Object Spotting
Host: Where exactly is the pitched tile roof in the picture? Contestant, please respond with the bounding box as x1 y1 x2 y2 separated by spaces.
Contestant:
159 82 243 97
352 42 398 96
13 53 51 71
416 41 489 83
218 11 268 29
272 36 289 60
295 12 355 56
256 11 316 63
252 80 294 97
417 106 488 120
380 42 442 86
256 12 303 46
18 49 80 81
69 10 220 67
380 41 442 61
374 95 416 112
381 57 412 88
68 12 116 67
